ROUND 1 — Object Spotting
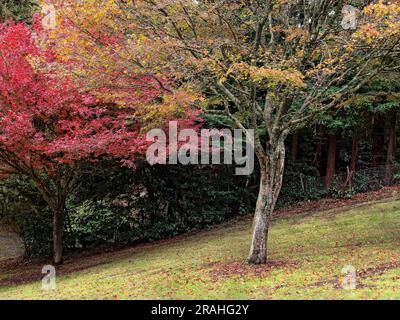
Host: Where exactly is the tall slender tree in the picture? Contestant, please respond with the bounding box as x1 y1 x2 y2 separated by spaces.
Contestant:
385 110 397 183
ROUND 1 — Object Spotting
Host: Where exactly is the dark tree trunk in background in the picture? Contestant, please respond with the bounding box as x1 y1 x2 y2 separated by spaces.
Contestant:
291 132 299 162
325 134 338 188
372 116 385 167
34 180 68 265
313 126 324 176
248 140 286 265
385 110 397 184
350 134 358 174
53 206 65 265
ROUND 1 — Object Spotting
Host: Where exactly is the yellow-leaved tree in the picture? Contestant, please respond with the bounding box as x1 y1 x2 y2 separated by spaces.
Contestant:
48 0 400 265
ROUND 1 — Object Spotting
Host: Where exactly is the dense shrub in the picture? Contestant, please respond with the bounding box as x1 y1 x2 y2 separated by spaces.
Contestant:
0 176 52 257
1 142 398 259
0 162 256 258
67 163 256 246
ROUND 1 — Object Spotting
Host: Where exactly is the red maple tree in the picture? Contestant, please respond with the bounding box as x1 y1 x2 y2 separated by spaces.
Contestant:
0 22 150 264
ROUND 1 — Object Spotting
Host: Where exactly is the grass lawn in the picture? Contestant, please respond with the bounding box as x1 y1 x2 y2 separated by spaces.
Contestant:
1 198 400 299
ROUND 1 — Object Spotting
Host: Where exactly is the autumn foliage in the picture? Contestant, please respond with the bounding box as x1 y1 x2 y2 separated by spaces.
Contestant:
0 22 150 168
0 0 399 266
0 21 149 263
0 11 204 262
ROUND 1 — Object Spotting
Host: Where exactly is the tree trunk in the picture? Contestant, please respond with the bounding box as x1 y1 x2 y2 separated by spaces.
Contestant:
372 116 385 167
312 125 324 176
248 141 286 265
31 175 73 266
325 134 338 189
385 110 397 184
350 134 358 174
291 132 299 163
53 206 65 265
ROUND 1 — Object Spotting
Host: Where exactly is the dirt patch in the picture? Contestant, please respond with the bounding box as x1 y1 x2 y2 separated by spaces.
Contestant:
305 261 400 290
332 262 400 289
275 185 400 219
358 261 400 279
207 260 299 280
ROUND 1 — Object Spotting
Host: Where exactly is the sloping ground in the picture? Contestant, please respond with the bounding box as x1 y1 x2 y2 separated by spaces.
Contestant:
1 197 400 299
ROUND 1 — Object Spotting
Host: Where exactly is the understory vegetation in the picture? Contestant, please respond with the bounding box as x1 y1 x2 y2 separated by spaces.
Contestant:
0 164 256 258
2 149 399 260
